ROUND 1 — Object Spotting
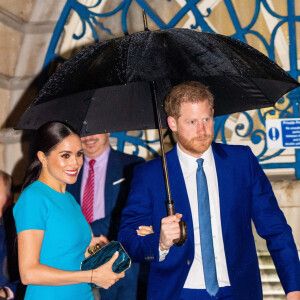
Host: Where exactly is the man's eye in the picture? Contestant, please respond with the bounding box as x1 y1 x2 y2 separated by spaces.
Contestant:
190 120 195 125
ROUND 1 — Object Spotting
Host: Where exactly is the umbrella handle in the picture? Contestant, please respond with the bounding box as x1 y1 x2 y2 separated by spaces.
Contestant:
166 201 188 247
151 80 187 247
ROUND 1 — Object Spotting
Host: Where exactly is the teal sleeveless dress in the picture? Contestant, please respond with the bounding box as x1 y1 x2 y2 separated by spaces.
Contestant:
13 181 93 300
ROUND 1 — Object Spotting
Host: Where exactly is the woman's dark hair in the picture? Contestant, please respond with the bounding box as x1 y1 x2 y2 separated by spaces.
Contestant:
22 122 76 191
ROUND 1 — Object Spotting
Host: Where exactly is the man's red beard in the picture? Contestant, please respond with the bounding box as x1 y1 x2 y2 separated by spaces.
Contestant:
177 132 213 156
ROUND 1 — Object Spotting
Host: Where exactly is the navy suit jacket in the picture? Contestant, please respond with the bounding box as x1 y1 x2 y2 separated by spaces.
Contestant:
67 148 144 240
118 142 300 300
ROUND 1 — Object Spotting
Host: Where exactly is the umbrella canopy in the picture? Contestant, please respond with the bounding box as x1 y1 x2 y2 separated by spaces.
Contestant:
16 80 170 136
16 28 299 135
16 27 300 247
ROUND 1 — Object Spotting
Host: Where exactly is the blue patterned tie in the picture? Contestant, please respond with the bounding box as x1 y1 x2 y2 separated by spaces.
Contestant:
196 158 219 296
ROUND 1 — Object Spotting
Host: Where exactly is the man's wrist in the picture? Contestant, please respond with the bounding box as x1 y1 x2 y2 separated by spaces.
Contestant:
159 241 170 251
158 245 169 262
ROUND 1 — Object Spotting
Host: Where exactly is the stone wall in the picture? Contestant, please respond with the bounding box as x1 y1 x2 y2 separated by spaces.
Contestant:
0 0 66 186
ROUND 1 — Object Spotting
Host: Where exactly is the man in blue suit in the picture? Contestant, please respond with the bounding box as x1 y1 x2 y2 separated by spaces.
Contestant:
118 82 300 300
67 133 146 300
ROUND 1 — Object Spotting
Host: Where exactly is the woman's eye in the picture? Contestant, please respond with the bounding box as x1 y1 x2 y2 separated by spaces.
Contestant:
77 152 83 157
62 154 70 158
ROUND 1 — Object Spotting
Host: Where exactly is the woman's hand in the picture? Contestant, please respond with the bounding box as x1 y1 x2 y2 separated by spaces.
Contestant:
91 235 109 246
85 235 109 258
17 230 119 286
91 251 125 289
136 225 154 236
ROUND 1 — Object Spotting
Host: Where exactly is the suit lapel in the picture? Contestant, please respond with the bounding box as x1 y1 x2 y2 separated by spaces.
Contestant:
212 143 233 257
104 148 117 216
166 147 195 247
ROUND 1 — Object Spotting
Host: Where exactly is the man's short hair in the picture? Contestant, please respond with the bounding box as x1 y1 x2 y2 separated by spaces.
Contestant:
0 170 12 199
164 81 214 118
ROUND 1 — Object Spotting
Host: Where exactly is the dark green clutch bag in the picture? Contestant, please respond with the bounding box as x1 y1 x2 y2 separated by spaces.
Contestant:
81 241 131 288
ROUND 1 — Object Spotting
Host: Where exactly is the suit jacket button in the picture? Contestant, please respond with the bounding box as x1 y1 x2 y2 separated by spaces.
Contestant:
187 259 191 265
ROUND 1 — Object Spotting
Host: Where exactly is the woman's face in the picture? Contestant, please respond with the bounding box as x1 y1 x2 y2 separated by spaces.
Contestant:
41 134 83 188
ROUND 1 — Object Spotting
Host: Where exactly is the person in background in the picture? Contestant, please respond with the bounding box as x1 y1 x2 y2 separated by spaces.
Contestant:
0 171 18 299
67 133 148 300
13 122 124 300
118 81 300 300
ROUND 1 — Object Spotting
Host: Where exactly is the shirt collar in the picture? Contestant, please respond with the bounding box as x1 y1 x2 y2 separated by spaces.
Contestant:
177 143 213 172
84 146 111 167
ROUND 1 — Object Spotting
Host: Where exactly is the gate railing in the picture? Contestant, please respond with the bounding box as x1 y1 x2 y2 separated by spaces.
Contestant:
43 0 300 178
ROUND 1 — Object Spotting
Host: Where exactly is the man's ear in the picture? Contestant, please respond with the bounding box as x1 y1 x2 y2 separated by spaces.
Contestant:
167 116 177 132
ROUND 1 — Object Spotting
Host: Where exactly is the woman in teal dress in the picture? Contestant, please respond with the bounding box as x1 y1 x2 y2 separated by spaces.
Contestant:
13 122 124 300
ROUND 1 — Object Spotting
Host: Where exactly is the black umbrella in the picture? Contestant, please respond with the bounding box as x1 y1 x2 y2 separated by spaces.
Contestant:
16 28 300 246
16 28 299 133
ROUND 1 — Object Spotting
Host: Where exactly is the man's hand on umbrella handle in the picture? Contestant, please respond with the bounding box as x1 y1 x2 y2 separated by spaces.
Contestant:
159 213 182 250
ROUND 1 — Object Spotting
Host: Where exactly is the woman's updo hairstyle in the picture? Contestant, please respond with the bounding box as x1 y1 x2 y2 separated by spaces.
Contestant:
22 122 76 190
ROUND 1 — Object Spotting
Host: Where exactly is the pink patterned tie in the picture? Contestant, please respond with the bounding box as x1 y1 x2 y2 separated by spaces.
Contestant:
82 159 96 223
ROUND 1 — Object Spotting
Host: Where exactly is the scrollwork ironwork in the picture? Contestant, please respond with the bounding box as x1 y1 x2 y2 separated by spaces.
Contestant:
43 0 300 178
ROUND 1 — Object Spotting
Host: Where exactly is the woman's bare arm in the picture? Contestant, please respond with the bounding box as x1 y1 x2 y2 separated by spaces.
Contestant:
18 230 124 289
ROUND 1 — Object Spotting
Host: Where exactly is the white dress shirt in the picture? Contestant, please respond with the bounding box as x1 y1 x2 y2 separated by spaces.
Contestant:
177 144 230 289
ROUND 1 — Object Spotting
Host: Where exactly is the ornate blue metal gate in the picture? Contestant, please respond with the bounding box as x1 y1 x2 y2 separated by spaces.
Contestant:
43 0 300 178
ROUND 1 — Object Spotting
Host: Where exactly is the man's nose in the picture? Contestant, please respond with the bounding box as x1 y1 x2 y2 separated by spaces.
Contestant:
196 122 206 134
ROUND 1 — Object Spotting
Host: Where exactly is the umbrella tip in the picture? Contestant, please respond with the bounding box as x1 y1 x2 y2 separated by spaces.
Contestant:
142 10 149 31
